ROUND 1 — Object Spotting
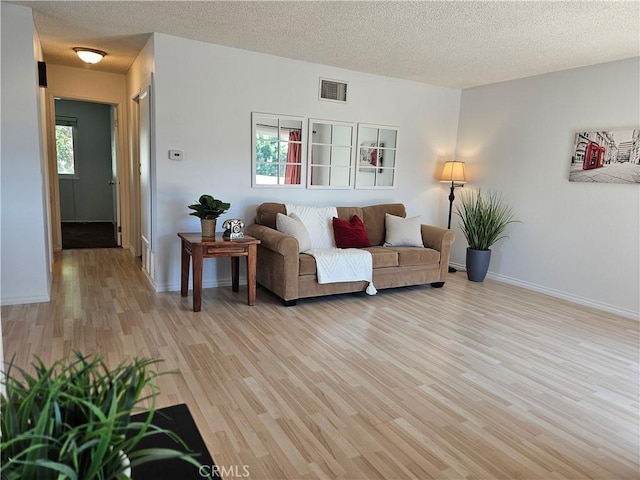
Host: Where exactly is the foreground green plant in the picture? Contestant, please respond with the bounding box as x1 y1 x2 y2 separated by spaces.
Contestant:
1 352 210 480
455 189 519 251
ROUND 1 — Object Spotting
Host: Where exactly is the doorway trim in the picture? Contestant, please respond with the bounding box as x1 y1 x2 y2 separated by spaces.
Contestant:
46 92 129 252
131 74 154 280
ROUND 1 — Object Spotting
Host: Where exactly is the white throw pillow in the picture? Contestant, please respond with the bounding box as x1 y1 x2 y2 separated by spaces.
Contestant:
276 213 312 253
384 213 424 247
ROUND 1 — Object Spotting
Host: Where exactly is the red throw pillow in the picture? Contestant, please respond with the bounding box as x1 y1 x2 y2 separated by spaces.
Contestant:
332 215 371 248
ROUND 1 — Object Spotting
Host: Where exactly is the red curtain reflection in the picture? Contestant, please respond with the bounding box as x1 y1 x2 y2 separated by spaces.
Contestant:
285 130 301 184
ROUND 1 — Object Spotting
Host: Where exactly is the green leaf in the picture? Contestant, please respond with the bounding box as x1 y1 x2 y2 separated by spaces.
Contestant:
127 447 203 471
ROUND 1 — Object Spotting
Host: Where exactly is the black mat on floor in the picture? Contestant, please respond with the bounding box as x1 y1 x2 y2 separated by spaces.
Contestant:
61 222 118 249
128 403 221 479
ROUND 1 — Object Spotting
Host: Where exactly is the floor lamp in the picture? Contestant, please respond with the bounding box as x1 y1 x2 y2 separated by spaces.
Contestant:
439 161 466 273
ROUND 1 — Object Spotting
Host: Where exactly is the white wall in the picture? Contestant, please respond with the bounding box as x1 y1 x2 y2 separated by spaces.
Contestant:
455 58 640 318
1 3 51 305
151 33 461 291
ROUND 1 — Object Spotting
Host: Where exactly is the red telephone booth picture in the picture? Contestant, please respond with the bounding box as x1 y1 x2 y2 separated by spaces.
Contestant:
583 141 605 170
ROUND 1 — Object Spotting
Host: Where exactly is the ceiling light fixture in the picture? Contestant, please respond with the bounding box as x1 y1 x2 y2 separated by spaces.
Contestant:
73 47 106 64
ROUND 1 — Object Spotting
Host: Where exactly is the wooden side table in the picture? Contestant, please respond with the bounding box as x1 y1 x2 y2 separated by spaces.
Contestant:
178 233 260 312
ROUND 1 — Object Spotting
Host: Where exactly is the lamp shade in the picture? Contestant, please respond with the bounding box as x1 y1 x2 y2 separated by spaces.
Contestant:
439 161 466 184
73 47 106 64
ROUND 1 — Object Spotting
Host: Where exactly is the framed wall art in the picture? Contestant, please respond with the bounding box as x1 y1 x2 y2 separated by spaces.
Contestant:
569 128 640 184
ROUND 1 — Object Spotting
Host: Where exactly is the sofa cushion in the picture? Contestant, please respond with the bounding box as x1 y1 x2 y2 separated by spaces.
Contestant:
276 213 312 253
299 246 399 276
384 214 424 247
256 203 406 246
299 253 317 276
336 206 364 223
393 247 440 266
361 204 406 246
364 247 399 268
255 203 287 229
333 215 371 248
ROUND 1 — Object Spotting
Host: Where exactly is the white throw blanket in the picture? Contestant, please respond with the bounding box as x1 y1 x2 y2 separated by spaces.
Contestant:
307 248 377 295
285 204 376 295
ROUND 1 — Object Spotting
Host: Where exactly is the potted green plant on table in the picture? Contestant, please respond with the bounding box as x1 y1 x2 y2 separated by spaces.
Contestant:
188 195 231 238
1 352 209 480
455 189 519 282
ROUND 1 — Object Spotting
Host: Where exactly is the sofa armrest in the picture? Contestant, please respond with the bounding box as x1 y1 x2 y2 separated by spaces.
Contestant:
245 224 299 256
421 225 455 279
244 224 300 302
421 225 454 251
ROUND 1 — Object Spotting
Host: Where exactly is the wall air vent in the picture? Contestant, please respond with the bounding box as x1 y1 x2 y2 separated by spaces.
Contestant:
319 78 348 103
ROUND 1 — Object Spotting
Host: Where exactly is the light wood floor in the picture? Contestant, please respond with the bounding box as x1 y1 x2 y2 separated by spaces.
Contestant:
2 248 638 480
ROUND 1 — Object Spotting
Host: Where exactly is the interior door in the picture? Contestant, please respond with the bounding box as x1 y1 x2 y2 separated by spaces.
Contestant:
110 105 121 245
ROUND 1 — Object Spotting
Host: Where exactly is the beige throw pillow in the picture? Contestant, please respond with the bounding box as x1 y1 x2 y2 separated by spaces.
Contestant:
276 212 312 253
384 213 423 247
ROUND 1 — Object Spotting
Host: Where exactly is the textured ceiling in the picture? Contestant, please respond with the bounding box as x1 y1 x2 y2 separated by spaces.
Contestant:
10 0 640 88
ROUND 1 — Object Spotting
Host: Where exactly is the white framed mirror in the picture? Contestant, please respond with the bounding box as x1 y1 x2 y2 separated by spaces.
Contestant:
355 123 398 189
308 119 356 188
252 113 305 188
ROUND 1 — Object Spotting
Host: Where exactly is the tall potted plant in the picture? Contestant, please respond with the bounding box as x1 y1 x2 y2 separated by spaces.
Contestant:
188 194 231 237
1 352 210 480
455 189 519 282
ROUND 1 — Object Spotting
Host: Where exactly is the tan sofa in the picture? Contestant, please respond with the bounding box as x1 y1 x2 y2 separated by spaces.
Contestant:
245 203 454 305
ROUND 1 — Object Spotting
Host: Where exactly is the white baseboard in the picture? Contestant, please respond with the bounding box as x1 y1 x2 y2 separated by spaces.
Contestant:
1 294 50 306
143 268 157 291
449 262 639 320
